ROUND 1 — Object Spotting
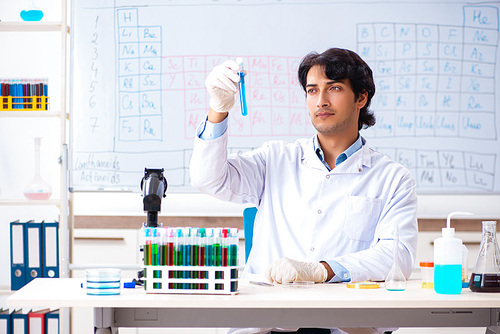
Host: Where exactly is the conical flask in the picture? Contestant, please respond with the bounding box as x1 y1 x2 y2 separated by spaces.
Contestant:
24 137 52 200
469 221 500 292
385 223 407 291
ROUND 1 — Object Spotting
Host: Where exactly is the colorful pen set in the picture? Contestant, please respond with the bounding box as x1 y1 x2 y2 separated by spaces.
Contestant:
142 226 239 293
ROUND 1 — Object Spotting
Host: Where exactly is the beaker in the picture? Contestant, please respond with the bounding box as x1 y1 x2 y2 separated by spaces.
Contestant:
24 137 52 200
469 221 500 292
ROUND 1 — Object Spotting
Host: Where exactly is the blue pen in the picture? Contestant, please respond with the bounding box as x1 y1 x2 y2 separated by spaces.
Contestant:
237 57 248 116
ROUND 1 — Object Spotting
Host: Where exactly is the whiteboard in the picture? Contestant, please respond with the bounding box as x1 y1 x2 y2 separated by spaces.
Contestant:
70 0 500 194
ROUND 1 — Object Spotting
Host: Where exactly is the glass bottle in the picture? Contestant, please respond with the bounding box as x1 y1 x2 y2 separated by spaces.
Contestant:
385 223 407 291
24 137 52 200
469 221 500 292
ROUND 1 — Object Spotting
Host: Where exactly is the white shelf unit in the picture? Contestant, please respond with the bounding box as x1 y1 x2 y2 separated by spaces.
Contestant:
0 3 70 334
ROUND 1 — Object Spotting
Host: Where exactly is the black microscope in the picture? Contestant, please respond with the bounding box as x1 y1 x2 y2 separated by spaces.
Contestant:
136 168 167 286
140 168 168 227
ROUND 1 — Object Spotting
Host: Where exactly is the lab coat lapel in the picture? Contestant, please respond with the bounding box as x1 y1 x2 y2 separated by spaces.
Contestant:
331 142 373 174
300 138 328 171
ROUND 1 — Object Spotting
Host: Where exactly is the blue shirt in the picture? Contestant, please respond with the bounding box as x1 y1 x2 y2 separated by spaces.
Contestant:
313 135 364 171
198 117 362 282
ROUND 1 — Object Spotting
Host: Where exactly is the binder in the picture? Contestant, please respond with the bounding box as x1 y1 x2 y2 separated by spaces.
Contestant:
11 309 29 334
0 309 11 334
25 221 43 285
10 220 26 290
45 310 59 334
42 221 59 278
28 309 50 334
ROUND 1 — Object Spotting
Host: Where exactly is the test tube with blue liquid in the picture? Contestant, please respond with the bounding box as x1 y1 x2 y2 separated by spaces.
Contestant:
236 57 248 116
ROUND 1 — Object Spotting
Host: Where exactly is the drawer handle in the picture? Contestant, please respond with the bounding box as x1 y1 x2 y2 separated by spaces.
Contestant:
430 241 481 246
74 237 125 241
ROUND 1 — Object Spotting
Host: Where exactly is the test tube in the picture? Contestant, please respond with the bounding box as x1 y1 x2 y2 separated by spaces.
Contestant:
229 228 239 267
159 227 166 266
206 228 214 267
183 228 191 289
151 228 160 266
236 57 247 116
214 228 222 282
166 228 174 266
174 228 183 289
222 228 229 267
214 228 222 267
198 228 206 279
191 227 199 289
144 227 152 266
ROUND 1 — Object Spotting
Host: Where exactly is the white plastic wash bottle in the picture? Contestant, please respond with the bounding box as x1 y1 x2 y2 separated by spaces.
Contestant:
434 211 473 294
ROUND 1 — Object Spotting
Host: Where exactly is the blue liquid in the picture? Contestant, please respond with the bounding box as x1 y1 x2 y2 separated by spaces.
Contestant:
20 9 44 21
238 72 247 116
434 264 462 294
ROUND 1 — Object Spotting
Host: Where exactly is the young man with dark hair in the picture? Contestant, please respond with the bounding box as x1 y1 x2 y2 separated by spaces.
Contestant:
190 48 418 334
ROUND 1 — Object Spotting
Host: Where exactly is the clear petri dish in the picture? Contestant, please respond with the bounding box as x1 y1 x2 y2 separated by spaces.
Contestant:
283 281 314 288
86 268 121 295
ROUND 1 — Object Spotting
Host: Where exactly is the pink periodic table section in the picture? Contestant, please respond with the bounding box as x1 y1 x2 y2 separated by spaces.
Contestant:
161 55 310 140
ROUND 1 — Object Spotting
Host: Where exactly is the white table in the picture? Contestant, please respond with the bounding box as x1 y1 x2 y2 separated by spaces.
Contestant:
7 278 500 333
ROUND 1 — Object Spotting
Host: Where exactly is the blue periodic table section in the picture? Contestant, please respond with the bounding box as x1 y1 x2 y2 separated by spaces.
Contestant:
357 5 498 139
117 8 163 142
357 5 498 192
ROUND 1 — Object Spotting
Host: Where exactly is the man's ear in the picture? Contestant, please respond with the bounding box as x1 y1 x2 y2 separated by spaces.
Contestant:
357 91 368 109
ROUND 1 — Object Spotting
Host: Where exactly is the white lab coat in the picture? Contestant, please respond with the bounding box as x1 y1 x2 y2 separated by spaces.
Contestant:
190 131 418 283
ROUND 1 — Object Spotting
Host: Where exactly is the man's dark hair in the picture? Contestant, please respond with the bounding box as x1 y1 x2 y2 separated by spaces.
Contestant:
298 48 376 130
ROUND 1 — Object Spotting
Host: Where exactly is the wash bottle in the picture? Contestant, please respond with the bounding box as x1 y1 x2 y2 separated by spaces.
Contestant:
434 211 472 294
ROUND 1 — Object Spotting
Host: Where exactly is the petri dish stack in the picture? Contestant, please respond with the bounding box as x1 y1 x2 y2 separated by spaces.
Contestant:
86 268 121 295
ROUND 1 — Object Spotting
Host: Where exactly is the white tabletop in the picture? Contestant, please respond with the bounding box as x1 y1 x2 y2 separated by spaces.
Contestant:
7 278 500 309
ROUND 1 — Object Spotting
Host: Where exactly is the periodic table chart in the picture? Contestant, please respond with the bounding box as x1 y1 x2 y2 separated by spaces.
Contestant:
70 0 500 194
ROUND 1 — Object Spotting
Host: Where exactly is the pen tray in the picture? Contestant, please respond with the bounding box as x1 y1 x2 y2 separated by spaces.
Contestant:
143 265 238 295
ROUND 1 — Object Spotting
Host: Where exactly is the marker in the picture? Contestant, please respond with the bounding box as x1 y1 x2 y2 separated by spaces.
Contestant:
236 57 248 116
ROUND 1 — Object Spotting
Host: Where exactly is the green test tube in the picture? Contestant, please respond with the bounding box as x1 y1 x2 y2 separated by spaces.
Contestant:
229 228 238 267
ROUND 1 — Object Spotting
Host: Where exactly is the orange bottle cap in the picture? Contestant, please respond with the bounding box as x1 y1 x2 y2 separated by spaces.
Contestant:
419 262 434 267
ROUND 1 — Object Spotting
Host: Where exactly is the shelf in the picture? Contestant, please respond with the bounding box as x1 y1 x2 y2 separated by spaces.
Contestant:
0 110 62 117
0 199 61 206
0 21 64 32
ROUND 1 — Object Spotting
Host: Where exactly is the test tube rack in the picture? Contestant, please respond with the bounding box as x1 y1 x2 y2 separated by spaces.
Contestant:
143 265 238 295
0 96 50 111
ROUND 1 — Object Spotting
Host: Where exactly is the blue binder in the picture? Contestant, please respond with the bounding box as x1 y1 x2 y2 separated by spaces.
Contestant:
0 308 11 334
10 220 27 290
45 309 60 334
42 221 60 278
11 309 29 334
25 221 43 285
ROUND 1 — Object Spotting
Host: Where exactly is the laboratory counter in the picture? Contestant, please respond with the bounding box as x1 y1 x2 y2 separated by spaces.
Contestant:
6 278 500 332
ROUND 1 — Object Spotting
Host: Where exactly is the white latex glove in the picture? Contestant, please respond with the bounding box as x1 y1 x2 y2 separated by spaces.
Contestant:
265 257 328 284
205 59 241 113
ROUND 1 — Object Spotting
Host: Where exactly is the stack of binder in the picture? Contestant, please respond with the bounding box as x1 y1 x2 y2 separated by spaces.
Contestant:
9 220 59 290
0 308 59 334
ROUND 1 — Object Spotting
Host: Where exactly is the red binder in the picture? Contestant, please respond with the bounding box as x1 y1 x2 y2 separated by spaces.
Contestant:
28 309 50 334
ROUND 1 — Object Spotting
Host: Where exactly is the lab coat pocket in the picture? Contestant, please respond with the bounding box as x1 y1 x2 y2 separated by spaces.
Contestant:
343 195 382 241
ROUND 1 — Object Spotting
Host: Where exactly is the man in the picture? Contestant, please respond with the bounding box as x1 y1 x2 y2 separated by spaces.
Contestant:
190 48 418 334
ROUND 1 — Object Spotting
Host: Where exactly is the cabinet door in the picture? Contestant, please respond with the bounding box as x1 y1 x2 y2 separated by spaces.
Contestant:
72 228 141 278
